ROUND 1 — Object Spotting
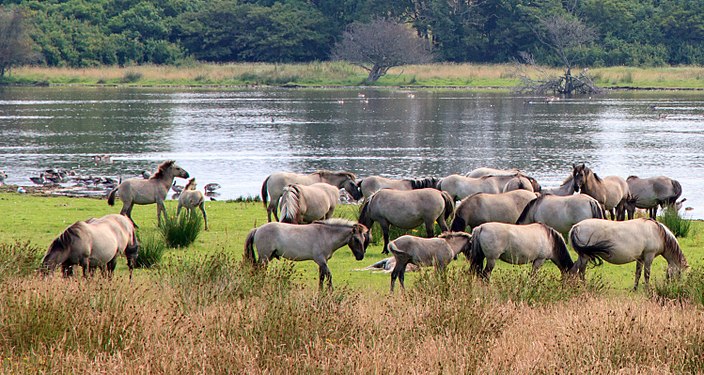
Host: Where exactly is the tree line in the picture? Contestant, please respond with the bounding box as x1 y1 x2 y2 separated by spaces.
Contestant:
1 0 703 70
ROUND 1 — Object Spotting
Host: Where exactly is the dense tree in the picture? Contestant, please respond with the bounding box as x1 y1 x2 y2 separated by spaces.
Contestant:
332 19 432 83
0 7 37 77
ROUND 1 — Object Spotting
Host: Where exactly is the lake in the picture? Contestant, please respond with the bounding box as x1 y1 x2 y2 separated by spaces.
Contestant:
1 86 703 217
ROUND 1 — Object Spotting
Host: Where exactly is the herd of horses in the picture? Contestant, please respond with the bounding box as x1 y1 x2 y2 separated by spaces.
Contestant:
39 160 689 293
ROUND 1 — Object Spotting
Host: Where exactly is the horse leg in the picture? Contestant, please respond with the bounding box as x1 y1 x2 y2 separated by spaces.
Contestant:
390 262 402 293
317 261 332 291
643 254 655 289
157 200 167 226
199 202 208 231
482 258 496 281
532 258 546 275
633 260 643 291
435 215 449 233
381 222 391 254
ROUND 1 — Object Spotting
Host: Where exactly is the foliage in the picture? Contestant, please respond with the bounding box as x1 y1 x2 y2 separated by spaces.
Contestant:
159 208 203 248
658 207 692 238
134 230 165 269
652 267 704 307
0 7 38 77
332 18 432 83
0 240 42 281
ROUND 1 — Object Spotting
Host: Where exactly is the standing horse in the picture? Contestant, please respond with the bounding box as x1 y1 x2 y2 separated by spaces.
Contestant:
357 176 439 200
40 214 139 280
451 190 538 232
358 188 455 254
177 178 208 231
572 164 630 220
569 218 688 290
438 174 533 201
261 170 361 222
470 222 573 280
466 168 542 192
107 160 190 227
625 175 682 219
388 232 472 292
244 219 370 290
279 182 339 224
516 194 605 237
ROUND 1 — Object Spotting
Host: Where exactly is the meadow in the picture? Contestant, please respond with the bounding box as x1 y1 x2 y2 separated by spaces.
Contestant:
1 192 703 373
5 62 704 89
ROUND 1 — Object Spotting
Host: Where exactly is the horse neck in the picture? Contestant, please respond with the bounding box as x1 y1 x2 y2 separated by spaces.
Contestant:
318 223 354 249
155 170 176 189
581 172 603 194
658 223 688 270
443 235 470 257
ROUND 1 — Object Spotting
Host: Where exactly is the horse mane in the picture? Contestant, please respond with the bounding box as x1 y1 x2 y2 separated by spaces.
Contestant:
314 170 357 181
280 184 302 224
438 231 472 241
627 175 639 181
47 222 82 255
358 196 373 227
184 178 197 190
516 195 543 224
314 218 358 228
151 160 176 180
405 177 440 190
560 175 573 185
654 220 688 269
544 224 573 271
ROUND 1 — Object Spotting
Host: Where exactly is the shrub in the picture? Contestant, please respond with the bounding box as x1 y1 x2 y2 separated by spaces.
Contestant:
159 209 203 248
135 231 166 269
0 240 43 281
652 266 704 307
120 70 143 83
658 207 691 238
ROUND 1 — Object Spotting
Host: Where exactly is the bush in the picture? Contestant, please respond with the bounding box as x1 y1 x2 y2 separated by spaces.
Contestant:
0 240 43 281
120 70 143 83
135 231 166 269
658 207 691 238
159 209 203 248
652 267 704 307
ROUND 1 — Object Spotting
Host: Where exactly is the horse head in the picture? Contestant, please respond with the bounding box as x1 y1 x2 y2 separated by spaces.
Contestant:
40 223 80 275
152 160 190 180
341 178 363 201
572 163 587 192
184 177 198 190
348 223 369 260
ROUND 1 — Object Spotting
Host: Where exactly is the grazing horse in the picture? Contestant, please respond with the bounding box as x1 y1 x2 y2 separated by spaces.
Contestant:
451 190 538 232
40 214 139 280
244 219 370 290
625 175 682 219
516 194 605 237
261 170 361 222
572 164 630 220
177 178 208 231
107 160 190 227
438 174 533 201
569 218 688 290
388 232 472 292
470 222 573 280
279 182 339 224
358 188 455 254
542 175 576 196
356 175 439 200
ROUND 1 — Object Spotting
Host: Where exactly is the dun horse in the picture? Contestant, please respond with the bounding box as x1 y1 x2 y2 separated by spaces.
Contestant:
466 167 542 192
470 222 573 280
107 160 190 227
357 176 439 200
177 177 208 230
358 188 454 254
244 219 370 290
388 232 472 292
261 170 361 222
516 194 605 237
40 214 139 279
279 182 339 224
541 175 576 196
438 174 533 201
625 175 682 219
569 218 688 290
451 190 538 232
572 163 630 220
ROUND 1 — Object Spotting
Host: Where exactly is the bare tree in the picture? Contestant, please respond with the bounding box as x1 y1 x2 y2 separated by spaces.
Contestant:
0 8 37 78
332 19 432 83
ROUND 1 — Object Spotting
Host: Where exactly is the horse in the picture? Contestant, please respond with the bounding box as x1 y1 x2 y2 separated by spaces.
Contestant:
470 222 573 280
261 170 361 222
177 178 208 230
279 182 339 224
572 164 630 220
466 168 542 192
244 219 370 290
107 160 190 227
541 175 576 196
516 193 605 237
451 190 538 232
438 174 533 201
625 175 682 219
356 175 439 200
40 214 139 280
569 218 688 290
358 188 455 254
388 232 472 292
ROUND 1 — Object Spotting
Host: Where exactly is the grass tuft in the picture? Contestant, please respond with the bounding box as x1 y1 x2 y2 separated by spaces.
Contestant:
135 230 166 269
652 266 704 306
658 207 692 237
159 209 203 248
0 240 43 281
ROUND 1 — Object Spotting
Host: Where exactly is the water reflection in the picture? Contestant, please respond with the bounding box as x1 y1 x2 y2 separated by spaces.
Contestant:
1 87 703 217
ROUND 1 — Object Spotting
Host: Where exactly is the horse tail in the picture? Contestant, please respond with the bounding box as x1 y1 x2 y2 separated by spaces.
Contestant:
440 191 455 221
669 179 683 206
589 199 605 219
107 187 118 206
469 226 485 274
654 220 688 269
545 224 573 271
568 225 606 267
244 228 258 264
279 185 300 224
261 176 270 208
516 196 540 224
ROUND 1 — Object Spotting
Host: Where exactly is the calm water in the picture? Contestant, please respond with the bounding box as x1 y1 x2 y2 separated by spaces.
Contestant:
1 86 703 216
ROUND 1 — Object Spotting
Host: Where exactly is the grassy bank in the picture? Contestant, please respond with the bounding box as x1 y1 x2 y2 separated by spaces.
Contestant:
1 192 703 373
4 63 704 90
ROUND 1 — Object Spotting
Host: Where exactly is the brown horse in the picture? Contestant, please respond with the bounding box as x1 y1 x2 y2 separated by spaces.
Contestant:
572 164 630 220
451 190 538 232
107 160 190 227
279 182 339 224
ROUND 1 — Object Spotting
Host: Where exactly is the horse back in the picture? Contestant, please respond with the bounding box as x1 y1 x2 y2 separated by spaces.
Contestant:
119 177 169 204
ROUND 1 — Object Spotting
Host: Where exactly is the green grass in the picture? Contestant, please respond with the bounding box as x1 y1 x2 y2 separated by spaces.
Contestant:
159 208 203 248
134 229 166 269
